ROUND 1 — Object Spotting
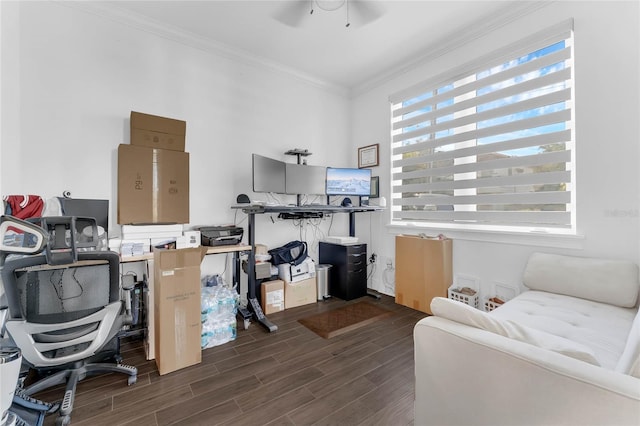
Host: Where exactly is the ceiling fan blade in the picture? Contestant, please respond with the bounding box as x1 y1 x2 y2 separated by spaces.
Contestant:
273 0 312 27
350 0 384 25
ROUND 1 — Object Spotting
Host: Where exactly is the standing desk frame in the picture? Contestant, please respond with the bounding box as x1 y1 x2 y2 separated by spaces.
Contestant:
232 204 384 333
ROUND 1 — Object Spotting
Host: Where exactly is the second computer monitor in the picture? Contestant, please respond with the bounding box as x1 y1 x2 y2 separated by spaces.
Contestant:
285 164 327 195
326 167 372 196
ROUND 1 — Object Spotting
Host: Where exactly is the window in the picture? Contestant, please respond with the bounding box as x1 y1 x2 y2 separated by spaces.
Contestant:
390 20 574 233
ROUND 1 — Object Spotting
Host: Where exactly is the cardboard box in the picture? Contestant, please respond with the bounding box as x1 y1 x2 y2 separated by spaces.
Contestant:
284 277 317 309
261 279 285 315
153 247 207 375
117 144 189 225
394 235 453 315
242 260 272 279
130 111 186 151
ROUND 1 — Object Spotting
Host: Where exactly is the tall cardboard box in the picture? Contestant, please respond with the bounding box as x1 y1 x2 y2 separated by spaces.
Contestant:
395 235 452 314
284 277 317 309
153 247 207 375
117 144 189 224
130 111 186 151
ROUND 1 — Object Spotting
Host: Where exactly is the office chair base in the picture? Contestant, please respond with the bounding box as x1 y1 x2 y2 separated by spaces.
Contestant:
23 362 137 425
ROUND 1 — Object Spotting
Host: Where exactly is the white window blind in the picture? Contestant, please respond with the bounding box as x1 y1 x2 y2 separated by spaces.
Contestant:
390 20 574 232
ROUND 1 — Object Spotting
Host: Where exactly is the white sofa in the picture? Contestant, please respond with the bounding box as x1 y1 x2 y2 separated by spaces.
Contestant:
414 252 640 426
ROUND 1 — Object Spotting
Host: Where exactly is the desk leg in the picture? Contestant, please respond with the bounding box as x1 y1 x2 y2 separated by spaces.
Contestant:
233 250 252 330
349 212 355 237
246 212 278 333
248 298 277 332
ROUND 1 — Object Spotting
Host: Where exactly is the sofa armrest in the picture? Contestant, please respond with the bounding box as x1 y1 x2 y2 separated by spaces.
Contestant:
414 317 640 426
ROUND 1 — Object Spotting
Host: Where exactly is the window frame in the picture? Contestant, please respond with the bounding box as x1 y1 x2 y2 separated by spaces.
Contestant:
388 20 576 236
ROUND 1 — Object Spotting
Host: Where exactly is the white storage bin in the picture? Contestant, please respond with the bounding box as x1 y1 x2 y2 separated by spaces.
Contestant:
483 282 518 312
448 286 479 309
484 298 505 312
448 274 480 309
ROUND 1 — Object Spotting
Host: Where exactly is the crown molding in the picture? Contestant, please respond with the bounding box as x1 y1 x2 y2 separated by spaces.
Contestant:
54 1 552 100
349 1 554 98
54 1 351 98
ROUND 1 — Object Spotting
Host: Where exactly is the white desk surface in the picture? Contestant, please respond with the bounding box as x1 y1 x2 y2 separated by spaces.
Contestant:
120 244 251 263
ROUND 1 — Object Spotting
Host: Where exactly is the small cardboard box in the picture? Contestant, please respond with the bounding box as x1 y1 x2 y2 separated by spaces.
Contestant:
242 260 272 279
261 279 285 315
284 277 317 309
117 144 189 225
153 247 207 375
130 111 186 152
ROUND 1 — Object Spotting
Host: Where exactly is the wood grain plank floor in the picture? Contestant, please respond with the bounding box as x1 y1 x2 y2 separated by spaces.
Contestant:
35 295 424 425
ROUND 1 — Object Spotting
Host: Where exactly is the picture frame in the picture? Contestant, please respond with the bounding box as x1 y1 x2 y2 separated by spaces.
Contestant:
358 143 379 168
370 176 379 198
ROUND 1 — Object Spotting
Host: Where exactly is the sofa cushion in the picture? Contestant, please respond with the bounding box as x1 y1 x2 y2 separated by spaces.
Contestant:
523 252 639 308
492 290 637 369
616 308 640 378
430 297 600 365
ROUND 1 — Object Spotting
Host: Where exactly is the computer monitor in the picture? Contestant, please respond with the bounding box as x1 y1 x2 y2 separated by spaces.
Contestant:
326 167 372 196
285 164 327 195
57 198 109 233
252 154 286 193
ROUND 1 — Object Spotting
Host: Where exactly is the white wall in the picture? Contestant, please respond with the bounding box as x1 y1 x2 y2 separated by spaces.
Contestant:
352 1 640 298
0 1 352 282
3 1 638 302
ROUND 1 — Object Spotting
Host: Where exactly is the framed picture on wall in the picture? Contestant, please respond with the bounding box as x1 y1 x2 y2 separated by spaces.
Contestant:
358 144 379 168
370 176 379 198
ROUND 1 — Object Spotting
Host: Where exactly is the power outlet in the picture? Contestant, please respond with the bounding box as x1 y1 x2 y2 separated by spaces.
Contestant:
369 253 377 264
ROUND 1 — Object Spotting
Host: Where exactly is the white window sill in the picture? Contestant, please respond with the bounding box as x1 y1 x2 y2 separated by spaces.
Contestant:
385 222 584 250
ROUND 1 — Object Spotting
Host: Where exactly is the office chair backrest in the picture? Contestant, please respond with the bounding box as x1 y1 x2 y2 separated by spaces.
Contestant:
2 249 123 368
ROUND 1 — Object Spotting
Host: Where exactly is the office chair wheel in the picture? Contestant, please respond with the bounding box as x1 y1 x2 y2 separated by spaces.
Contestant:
244 318 251 330
56 414 71 426
128 375 137 386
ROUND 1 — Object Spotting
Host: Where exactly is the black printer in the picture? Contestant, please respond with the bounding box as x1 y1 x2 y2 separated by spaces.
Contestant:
198 225 244 246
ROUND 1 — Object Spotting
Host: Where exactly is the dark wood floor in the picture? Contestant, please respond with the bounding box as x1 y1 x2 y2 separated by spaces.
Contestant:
35 295 424 425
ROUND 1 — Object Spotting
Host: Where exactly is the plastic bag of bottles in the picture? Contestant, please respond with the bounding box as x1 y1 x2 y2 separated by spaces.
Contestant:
200 281 239 349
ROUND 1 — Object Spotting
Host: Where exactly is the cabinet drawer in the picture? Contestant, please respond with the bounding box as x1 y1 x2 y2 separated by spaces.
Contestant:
347 252 366 266
346 244 367 255
346 267 366 285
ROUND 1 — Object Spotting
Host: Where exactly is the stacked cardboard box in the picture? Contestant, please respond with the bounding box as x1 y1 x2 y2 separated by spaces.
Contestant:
118 111 189 225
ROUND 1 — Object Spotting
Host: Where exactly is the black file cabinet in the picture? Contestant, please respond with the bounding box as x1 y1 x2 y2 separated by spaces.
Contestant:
319 242 367 301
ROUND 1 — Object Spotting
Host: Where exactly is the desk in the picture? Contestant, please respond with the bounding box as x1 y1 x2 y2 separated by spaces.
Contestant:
231 204 384 332
121 245 251 290
120 244 251 360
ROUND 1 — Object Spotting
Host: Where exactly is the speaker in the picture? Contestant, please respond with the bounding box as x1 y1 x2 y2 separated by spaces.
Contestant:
341 197 352 207
236 194 250 204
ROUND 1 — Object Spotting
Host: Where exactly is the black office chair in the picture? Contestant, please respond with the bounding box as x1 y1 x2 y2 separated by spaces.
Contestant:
1 216 137 426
